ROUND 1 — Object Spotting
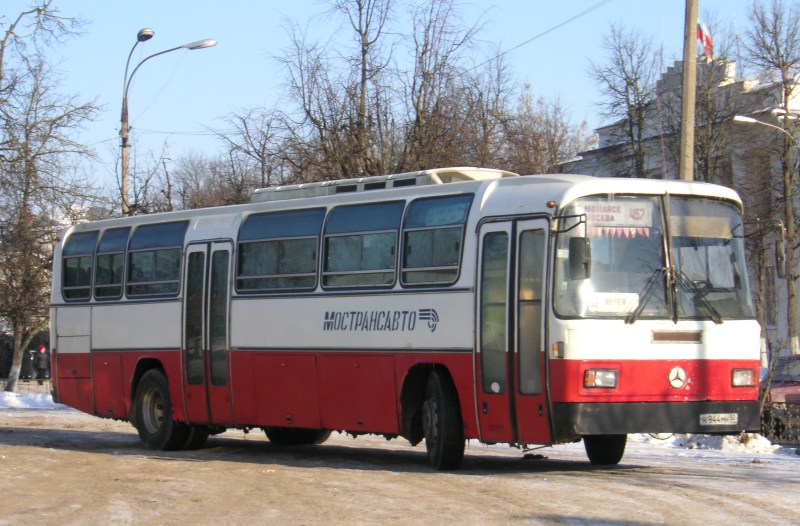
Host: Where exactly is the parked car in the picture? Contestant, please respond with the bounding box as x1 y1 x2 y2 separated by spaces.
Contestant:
761 355 800 443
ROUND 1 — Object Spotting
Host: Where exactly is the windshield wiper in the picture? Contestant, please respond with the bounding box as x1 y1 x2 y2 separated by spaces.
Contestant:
625 268 667 324
675 270 723 324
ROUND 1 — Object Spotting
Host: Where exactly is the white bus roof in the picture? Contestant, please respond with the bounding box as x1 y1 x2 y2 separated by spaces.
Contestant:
60 171 743 240
250 167 518 203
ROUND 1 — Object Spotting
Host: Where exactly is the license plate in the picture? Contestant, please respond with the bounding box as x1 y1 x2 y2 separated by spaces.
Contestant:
699 413 738 426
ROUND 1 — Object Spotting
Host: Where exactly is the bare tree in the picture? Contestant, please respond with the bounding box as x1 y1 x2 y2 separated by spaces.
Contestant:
209 0 588 189
216 107 285 188
502 85 592 175
275 0 395 181
400 0 479 170
743 0 800 356
588 24 660 178
0 2 99 391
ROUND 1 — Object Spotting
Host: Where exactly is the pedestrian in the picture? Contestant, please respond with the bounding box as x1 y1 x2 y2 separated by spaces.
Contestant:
35 344 48 385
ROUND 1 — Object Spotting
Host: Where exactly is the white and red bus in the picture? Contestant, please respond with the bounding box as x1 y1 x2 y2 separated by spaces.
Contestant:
50 167 762 469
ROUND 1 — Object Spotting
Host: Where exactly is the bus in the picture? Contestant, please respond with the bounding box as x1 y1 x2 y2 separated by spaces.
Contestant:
50 167 763 470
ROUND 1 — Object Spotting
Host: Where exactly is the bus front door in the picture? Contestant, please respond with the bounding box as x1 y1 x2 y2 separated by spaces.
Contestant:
476 219 551 445
183 242 235 426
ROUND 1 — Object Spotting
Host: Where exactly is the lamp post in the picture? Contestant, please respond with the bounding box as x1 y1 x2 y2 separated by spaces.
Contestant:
120 29 217 216
732 114 797 145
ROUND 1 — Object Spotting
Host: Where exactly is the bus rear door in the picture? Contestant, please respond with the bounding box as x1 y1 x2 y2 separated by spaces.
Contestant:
476 219 551 445
183 241 235 426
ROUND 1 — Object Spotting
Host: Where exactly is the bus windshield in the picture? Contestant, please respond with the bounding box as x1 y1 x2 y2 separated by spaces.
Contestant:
555 195 755 321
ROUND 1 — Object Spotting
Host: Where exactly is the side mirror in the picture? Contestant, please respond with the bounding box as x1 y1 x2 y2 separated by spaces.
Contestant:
569 237 592 280
776 238 787 279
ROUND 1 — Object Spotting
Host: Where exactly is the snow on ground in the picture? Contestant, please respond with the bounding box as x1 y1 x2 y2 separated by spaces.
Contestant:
0 391 70 410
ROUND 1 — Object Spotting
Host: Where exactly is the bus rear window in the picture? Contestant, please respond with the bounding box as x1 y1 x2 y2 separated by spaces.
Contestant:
62 230 99 301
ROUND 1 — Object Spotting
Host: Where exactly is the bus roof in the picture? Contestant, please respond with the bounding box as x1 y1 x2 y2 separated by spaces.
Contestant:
61 170 743 238
250 167 518 203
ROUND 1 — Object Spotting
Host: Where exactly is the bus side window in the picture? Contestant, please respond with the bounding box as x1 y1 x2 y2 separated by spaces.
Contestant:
237 208 325 293
322 201 404 289
94 227 130 300
126 222 188 298
62 230 100 301
401 194 473 286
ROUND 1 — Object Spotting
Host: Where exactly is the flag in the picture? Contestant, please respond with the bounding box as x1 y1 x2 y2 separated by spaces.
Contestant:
697 21 713 58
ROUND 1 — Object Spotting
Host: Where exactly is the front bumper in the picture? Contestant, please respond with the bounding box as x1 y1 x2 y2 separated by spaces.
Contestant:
552 400 760 441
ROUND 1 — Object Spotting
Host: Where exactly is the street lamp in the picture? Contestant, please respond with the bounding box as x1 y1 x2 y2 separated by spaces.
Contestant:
732 115 797 145
120 29 217 216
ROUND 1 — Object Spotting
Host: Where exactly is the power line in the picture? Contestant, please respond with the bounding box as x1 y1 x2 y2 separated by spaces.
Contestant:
472 0 613 71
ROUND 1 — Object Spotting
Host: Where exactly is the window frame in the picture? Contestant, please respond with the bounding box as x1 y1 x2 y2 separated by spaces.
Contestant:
400 193 473 287
322 201 404 290
236 208 325 294
93 227 131 300
126 221 188 298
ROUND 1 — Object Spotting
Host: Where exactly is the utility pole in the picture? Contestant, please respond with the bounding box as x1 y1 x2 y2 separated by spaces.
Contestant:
679 0 698 181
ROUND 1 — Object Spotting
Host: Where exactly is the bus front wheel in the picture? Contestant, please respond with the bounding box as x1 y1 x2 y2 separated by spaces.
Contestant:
422 370 465 470
133 369 188 450
583 434 627 465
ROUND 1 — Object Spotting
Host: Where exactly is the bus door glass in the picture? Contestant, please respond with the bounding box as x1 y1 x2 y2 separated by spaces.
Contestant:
476 223 513 443
477 219 551 445
183 241 234 425
514 219 551 444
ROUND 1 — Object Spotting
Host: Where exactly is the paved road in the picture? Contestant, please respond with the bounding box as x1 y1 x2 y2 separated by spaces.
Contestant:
1 408 798 525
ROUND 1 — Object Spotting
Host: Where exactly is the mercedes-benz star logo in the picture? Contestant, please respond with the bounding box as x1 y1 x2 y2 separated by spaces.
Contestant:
668 366 688 389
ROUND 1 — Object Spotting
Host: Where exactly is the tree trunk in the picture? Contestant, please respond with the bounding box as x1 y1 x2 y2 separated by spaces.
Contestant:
4 330 26 392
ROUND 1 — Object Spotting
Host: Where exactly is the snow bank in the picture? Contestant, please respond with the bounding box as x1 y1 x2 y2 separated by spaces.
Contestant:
629 432 781 454
0 391 68 410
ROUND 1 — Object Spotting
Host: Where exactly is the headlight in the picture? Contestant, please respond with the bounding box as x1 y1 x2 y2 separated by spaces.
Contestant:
732 368 756 387
584 369 618 388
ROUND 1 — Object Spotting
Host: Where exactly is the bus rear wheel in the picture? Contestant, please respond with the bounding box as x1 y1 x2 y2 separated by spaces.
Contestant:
264 427 331 446
583 434 627 465
422 370 465 470
133 369 188 450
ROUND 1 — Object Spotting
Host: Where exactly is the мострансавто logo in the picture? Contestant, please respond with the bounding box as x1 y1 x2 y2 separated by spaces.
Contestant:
323 308 439 333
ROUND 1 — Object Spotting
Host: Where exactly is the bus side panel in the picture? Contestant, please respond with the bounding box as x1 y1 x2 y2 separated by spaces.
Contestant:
394 353 477 439
56 352 92 415
229 351 256 424
251 353 320 428
318 354 398 434
92 352 125 419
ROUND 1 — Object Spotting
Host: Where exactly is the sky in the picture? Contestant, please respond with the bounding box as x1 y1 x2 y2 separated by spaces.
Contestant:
3 0 760 193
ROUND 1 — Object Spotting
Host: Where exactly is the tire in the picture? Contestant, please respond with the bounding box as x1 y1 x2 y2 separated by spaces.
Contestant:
264 427 331 446
583 434 627 465
182 425 211 450
133 369 188 450
422 370 465 470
